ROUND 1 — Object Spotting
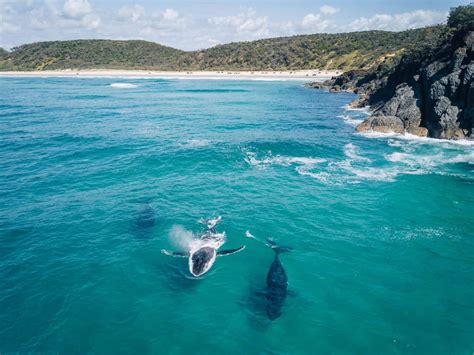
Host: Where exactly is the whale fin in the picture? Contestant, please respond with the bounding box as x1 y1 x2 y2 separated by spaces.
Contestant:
266 238 292 254
161 249 189 257
217 245 245 256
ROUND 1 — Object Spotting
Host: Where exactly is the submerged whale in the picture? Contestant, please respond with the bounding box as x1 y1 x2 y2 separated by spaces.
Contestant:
265 239 292 320
162 217 245 277
132 202 155 230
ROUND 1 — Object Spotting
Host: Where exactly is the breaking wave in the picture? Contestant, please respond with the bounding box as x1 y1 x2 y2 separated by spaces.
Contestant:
245 137 473 185
244 152 325 168
110 83 138 88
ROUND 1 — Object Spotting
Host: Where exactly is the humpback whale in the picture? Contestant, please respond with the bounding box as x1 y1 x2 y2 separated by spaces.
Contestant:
265 239 292 320
132 202 155 230
162 217 245 277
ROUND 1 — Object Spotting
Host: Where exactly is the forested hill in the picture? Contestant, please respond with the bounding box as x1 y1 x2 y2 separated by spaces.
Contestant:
0 26 448 71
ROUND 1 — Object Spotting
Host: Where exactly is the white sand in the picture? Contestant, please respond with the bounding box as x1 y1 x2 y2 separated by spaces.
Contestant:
0 69 341 81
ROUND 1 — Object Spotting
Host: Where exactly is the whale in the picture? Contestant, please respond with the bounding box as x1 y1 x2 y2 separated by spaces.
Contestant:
264 239 292 320
162 217 245 277
132 202 155 230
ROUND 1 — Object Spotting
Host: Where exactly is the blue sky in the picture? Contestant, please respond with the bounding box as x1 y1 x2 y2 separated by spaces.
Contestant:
0 0 469 50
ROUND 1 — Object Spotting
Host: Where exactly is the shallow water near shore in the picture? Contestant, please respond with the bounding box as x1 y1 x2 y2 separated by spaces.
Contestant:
0 77 473 354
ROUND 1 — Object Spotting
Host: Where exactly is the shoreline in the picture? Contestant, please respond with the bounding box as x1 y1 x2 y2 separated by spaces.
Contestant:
0 69 341 81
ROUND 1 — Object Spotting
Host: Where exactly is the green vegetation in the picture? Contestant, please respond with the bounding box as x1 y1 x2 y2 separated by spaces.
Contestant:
0 48 8 58
184 27 447 71
0 26 450 71
370 4 472 78
0 40 184 71
447 3 474 31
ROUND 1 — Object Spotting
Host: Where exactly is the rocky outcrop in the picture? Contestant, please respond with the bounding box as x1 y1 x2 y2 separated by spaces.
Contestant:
305 70 367 93
307 26 474 140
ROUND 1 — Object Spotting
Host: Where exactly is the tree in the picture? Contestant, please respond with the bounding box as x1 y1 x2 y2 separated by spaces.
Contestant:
447 4 474 31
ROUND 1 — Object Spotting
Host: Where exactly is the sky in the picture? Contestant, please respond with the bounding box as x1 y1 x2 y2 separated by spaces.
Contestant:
0 0 469 51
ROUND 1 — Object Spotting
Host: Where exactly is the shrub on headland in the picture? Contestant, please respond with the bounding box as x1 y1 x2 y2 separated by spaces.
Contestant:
447 4 474 31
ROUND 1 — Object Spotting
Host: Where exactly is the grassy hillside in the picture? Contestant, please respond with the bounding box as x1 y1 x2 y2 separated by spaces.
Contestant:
0 26 448 71
184 27 447 71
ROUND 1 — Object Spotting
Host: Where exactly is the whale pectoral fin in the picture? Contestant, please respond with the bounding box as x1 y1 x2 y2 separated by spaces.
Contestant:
217 245 245 256
161 249 189 257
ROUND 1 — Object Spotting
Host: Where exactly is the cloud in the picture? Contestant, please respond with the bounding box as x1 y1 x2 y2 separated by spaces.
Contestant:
0 20 20 34
320 5 339 15
148 8 187 32
350 10 447 31
63 0 92 18
57 0 101 31
118 5 145 22
301 13 331 32
161 8 179 21
82 13 100 29
208 8 270 37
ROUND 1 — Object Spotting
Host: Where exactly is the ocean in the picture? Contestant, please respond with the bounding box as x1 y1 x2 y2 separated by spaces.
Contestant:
0 77 473 354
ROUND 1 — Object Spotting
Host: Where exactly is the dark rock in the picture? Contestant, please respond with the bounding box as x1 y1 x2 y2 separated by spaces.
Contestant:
317 27 474 140
451 47 466 70
305 22 474 140
356 115 405 134
305 70 367 93
379 83 423 131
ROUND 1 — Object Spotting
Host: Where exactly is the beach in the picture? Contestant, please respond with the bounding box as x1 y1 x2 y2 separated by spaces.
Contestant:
0 69 340 80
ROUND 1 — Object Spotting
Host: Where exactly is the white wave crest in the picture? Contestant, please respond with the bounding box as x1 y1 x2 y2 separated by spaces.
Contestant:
245 152 325 168
344 143 371 162
110 83 138 88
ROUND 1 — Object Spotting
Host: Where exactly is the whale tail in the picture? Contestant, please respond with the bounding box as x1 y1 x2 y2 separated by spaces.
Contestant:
266 238 292 254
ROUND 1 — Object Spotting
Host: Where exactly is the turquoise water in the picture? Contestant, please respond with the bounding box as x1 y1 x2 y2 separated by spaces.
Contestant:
0 77 473 354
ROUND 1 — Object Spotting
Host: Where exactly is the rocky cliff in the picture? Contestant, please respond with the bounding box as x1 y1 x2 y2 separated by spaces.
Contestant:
307 7 474 140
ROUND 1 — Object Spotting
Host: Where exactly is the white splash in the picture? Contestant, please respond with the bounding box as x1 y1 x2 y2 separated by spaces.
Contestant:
169 225 196 251
338 115 364 126
360 131 474 147
342 105 371 115
168 223 226 253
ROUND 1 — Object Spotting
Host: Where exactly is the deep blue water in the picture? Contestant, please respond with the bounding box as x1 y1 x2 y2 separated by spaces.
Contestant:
0 77 473 354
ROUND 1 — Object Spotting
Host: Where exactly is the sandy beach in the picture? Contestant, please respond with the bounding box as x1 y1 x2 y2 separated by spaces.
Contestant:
0 69 341 80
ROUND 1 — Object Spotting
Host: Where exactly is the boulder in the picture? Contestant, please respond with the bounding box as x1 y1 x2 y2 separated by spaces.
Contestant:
356 115 405 134
406 126 429 137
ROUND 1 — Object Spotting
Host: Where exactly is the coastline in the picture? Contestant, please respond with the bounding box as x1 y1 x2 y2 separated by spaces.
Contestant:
0 69 341 81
